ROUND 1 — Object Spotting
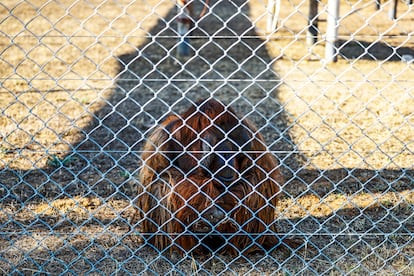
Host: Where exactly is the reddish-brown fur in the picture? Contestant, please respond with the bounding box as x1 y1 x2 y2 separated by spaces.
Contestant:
137 99 284 255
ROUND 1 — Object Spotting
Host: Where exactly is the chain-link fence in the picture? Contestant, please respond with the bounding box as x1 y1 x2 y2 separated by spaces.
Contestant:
1 0 413 274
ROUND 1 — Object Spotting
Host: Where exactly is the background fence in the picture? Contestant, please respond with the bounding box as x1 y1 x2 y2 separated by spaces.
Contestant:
1 0 413 274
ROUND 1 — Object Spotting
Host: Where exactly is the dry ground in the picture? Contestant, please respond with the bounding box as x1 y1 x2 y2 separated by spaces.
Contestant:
1 0 414 274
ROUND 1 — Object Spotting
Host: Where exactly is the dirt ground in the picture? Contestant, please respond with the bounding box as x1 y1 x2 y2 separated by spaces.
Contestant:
0 0 414 274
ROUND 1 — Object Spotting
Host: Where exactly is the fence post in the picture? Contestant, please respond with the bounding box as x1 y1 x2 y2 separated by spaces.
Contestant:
307 0 319 46
388 0 398 20
177 0 192 57
375 0 381 10
266 0 280 33
324 0 340 62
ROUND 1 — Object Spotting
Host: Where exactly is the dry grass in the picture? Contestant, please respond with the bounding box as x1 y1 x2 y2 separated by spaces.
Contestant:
0 0 174 169
251 0 414 170
1 0 414 274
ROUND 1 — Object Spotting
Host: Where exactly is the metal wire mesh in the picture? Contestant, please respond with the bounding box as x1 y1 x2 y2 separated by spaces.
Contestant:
1 0 413 274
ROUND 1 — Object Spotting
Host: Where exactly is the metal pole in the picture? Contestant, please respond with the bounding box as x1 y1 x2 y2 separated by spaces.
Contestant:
177 0 192 57
388 0 398 20
375 0 381 10
307 0 319 46
324 0 340 62
267 0 276 32
266 0 280 33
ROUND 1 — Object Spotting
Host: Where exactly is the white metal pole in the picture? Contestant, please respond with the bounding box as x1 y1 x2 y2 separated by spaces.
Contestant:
177 0 192 57
267 0 275 32
325 0 340 62
388 0 398 20
266 0 280 33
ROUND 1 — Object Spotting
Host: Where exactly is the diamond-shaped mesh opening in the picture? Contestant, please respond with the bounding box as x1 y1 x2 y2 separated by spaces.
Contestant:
1 0 414 274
